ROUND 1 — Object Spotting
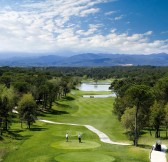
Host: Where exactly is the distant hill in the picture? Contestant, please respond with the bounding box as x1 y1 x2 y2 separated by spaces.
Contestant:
0 53 168 66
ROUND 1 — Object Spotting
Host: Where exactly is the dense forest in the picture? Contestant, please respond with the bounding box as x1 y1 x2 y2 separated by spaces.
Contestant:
0 66 81 135
0 66 168 147
110 69 168 146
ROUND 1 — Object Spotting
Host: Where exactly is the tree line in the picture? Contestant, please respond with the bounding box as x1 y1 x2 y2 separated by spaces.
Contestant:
0 67 81 135
111 75 168 146
38 66 168 80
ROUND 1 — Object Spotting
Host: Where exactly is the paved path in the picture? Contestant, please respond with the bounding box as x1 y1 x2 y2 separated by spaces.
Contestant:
39 119 130 146
84 125 129 145
150 145 167 162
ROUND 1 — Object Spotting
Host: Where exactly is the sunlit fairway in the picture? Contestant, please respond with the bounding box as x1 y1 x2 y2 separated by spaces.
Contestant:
46 90 129 142
1 89 162 162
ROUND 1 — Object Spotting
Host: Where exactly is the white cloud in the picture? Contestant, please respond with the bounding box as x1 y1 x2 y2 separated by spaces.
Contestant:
0 0 167 55
68 31 168 54
80 8 100 17
144 31 153 35
105 11 117 16
0 0 107 52
111 29 117 33
114 15 124 21
76 24 102 36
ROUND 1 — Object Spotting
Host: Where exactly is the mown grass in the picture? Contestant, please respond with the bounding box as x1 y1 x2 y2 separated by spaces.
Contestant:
44 91 129 142
2 122 148 162
0 89 166 162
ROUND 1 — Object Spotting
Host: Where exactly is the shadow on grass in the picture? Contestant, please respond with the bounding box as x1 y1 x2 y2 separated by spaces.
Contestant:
139 131 148 136
160 136 168 140
55 102 71 109
7 130 32 140
0 136 3 140
49 109 69 115
36 111 46 117
29 127 47 131
138 144 152 150
64 96 75 101
79 141 85 143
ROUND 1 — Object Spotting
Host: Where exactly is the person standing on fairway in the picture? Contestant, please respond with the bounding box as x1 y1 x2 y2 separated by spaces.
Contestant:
78 133 81 143
66 133 68 142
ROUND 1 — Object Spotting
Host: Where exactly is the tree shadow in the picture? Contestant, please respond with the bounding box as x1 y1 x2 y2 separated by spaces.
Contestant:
29 127 47 131
138 144 152 150
0 136 3 141
7 130 32 140
49 109 69 115
139 131 147 136
160 136 168 140
55 102 71 108
36 110 46 117
64 96 75 101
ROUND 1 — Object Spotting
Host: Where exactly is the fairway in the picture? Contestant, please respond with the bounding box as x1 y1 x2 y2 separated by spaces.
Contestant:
1 89 156 162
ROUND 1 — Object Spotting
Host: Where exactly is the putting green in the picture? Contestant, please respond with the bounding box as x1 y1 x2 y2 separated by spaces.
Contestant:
55 152 115 162
51 140 101 150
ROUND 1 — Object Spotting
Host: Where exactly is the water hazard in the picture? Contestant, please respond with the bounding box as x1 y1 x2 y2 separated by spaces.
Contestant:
78 82 116 98
78 82 111 91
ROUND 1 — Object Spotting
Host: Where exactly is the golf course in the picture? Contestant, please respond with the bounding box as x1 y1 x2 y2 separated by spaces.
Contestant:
1 82 167 162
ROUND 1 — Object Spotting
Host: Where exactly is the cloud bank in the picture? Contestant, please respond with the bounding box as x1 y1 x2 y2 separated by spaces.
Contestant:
0 0 167 55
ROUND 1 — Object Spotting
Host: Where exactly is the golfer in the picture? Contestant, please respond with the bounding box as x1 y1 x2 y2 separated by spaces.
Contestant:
78 133 81 143
66 133 68 142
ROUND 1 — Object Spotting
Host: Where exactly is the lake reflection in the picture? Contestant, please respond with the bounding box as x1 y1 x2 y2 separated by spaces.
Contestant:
78 82 111 91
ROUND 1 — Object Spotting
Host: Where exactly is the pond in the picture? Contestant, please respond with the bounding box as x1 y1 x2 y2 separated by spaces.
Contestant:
78 82 111 91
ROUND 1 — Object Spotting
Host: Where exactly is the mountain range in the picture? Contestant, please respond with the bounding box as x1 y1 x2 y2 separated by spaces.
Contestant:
0 53 168 67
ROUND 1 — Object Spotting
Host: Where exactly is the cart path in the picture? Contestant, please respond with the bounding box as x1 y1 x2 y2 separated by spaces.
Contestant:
39 119 130 146
150 145 167 162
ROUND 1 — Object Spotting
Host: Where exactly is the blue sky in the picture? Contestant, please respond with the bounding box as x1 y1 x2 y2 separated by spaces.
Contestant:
0 0 168 56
